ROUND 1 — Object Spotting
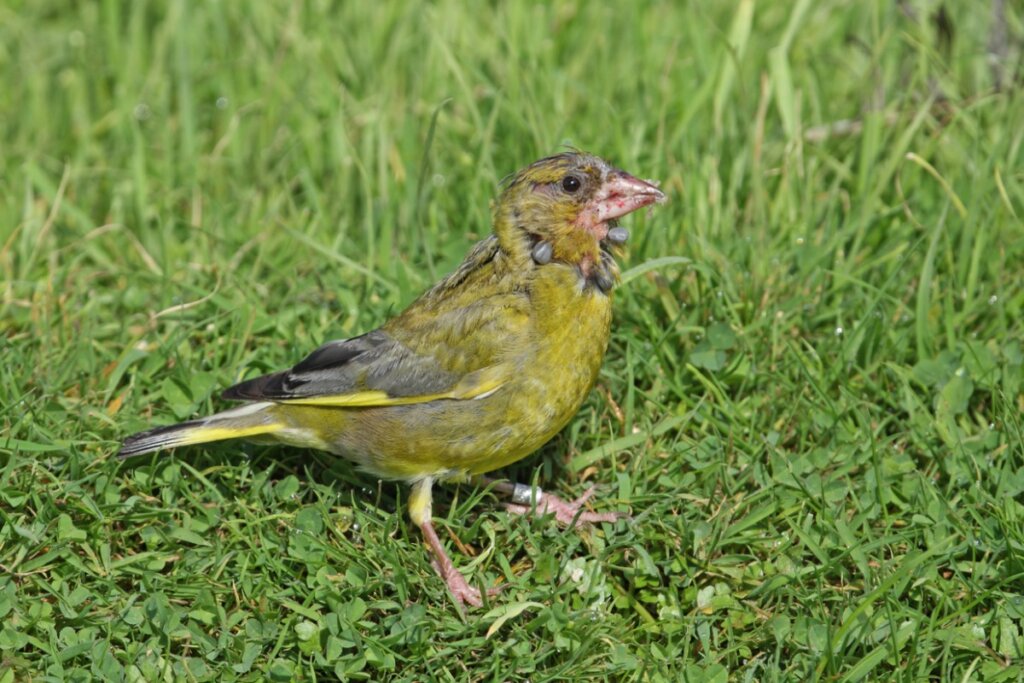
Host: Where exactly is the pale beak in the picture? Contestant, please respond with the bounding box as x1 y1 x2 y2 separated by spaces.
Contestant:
578 171 666 234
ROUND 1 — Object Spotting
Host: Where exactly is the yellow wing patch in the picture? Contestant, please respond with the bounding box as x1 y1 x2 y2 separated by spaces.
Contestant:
276 365 508 407
182 424 283 445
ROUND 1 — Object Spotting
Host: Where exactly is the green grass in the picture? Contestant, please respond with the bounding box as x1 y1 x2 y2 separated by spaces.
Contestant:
2 0 1023 680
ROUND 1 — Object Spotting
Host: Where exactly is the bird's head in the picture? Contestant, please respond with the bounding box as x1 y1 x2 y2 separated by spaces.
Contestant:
493 151 665 280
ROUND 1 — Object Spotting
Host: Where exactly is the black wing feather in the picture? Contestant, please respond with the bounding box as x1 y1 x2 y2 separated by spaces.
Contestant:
291 332 380 373
220 329 458 402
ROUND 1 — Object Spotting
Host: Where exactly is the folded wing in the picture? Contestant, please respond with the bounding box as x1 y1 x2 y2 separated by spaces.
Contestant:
222 329 508 407
223 235 528 409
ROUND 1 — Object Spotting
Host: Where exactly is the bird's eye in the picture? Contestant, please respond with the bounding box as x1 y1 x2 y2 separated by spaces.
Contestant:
561 175 581 193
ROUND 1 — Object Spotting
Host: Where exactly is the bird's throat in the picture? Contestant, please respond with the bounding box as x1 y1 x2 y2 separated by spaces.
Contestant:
550 229 603 278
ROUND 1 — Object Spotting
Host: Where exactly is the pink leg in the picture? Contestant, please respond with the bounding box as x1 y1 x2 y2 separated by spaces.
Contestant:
409 476 500 609
491 480 623 528
419 518 487 608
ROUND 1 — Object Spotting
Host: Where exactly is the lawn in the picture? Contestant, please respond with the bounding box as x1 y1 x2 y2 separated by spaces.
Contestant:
2 1 1023 680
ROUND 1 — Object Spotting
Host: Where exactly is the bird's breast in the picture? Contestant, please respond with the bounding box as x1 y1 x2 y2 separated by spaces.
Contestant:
479 264 612 469
528 264 613 370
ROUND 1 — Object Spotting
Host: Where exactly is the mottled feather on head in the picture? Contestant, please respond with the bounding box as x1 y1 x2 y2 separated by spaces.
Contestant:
493 151 615 273
500 151 612 193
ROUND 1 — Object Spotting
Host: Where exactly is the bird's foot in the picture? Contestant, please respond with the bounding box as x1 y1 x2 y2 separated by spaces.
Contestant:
420 517 501 609
505 485 623 529
430 558 502 609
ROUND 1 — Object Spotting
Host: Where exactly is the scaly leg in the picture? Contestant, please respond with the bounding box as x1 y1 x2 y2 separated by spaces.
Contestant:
476 476 623 528
409 476 495 608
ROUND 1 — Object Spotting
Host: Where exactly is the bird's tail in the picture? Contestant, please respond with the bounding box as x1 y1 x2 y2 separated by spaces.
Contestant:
118 402 283 458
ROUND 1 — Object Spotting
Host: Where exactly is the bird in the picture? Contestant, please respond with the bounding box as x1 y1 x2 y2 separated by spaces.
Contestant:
118 151 666 607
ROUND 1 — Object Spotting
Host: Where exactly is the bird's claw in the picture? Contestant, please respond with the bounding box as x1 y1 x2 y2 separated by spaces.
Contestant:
505 485 624 529
430 559 503 608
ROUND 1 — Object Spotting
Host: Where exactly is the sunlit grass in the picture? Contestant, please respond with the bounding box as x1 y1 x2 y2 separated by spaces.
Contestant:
2 1 1022 680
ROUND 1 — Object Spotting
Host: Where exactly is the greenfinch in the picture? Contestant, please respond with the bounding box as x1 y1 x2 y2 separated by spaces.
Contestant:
120 151 666 607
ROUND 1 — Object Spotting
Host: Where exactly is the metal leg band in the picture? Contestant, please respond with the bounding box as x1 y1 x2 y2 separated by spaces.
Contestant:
510 483 543 506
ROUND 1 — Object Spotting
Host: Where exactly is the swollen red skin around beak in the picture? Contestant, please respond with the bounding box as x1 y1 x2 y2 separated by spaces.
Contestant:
577 171 665 237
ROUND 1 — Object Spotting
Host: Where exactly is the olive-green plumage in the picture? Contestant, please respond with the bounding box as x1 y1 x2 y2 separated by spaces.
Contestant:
273 260 612 479
119 151 665 607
